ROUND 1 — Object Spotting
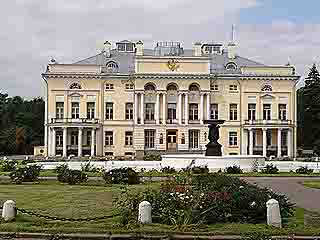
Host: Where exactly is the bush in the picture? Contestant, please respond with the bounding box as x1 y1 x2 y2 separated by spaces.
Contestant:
296 166 313 174
261 164 279 174
21 159 36 165
116 173 294 226
56 164 88 185
80 161 101 173
143 154 161 161
161 166 176 174
225 165 243 174
0 160 17 172
9 165 42 184
190 166 209 174
103 168 139 185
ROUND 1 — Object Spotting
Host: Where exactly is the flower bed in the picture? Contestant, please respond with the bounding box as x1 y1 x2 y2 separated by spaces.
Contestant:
116 173 294 226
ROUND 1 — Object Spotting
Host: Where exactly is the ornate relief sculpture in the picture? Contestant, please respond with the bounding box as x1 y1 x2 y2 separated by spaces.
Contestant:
167 59 180 72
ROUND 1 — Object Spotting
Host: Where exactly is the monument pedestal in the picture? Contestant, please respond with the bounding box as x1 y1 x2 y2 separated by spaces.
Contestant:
203 119 225 156
205 142 222 156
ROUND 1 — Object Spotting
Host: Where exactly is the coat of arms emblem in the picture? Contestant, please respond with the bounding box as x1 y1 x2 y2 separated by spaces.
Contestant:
167 59 180 72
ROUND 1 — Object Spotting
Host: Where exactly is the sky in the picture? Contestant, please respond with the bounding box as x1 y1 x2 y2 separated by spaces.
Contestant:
0 0 319 98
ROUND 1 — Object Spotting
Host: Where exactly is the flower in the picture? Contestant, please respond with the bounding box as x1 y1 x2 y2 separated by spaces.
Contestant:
239 186 244 189
250 201 256 207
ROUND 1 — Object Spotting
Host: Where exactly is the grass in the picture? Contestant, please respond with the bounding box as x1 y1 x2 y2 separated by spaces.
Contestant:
302 180 320 189
0 181 320 235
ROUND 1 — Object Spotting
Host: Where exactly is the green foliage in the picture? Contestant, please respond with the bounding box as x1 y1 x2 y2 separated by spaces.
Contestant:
9 165 42 184
56 164 88 185
296 166 313 174
116 173 294 226
261 164 279 174
103 168 139 185
0 160 17 172
190 166 209 174
225 165 243 174
143 154 161 161
161 166 177 174
80 161 101 173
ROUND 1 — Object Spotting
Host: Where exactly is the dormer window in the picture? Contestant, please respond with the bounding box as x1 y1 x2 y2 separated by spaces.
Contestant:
202 44 222 55
70 83 82 89
116 40 135 52
226 62 237 71
106 61 118 72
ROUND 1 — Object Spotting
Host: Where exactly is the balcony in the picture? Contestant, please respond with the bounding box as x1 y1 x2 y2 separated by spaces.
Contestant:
50 118 99 124
244 119 292 126
166 119 178 124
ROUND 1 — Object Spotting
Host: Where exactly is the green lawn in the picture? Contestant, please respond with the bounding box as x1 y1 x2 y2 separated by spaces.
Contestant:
303 180 320 189
0 181 320 235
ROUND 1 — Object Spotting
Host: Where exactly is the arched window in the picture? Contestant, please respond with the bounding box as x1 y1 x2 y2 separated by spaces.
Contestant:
167 83 178 91
144 83 156 91
226 62 237 71
189 83 200 92
70 83 82 89
261 84 272 92
106 61 119 72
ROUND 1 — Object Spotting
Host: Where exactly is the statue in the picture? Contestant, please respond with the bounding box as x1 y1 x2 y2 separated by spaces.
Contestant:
203 120 225 156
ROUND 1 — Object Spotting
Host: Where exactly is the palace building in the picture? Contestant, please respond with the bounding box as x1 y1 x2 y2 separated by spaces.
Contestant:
40 40 299 159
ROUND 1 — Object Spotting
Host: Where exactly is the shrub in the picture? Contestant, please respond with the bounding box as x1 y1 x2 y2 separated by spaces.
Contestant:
296 166 313 174
9 165 42 184
225 165 243 174
21 159 36 165
143 154 161 161
261 164 279 174
56 164 88 185
103 168 139 185
190 166 209 174
81 161 101 173
0 160 17 172
161 166 176 174
116 173 294 226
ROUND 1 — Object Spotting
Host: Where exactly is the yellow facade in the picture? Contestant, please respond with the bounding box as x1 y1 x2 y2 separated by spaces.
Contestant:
42 40 299 159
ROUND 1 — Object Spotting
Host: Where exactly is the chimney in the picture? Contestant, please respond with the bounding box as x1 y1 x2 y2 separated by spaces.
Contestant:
136 40 144 56
227 42 236 59
193 42 202 56
103 41 112 58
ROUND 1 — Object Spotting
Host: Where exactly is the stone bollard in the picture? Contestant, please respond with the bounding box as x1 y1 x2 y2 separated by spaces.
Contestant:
2 200 16 221
138 201 152 224
266 199 282 228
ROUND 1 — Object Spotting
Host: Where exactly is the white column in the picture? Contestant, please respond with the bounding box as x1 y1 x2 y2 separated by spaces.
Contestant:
134 93 138 124
178 93 182 125
277 128 282 158
287 128 292 157
140 93 144 125
91 128 95 157
63 127 67 157
78 127 83 157
52 128 56 157
249 128 253 155
206 93 210 120
48 127 52 156
262 128 267 157
200 93 204 124
162 93 166 125
156 93 160 124
184 93 188 125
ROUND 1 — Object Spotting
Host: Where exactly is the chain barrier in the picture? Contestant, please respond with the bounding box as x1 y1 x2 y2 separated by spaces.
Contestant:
17 208 120 222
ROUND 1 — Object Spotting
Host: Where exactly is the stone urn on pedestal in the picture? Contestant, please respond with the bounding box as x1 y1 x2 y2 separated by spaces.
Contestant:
203 120 225 156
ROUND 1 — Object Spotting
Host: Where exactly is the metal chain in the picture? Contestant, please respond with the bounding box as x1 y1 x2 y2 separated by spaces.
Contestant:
17 208 120 222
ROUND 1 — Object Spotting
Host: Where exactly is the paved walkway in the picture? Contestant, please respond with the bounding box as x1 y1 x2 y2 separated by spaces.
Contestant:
241 177 320 213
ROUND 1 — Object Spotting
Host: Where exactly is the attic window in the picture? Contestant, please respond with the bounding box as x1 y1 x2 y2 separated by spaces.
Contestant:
106 61 118 72
117 42 135 52
70 83 82 89
226 62 237 71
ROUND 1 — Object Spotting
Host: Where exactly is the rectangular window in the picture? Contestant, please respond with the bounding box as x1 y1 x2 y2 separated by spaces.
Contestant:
105 131 113 146
263 104 271 120
105 152 113 156
267 130 272 146
279 104 287 120
56 102 64 119
105 103 113 120
210 104 218 120
229 85 238 91
210 84 219 91
229 132 238 146
86 131 91 146
125 131 133 146
56 131 63 146
189 103 199 121
117 43 126 51
281 131 288 146
145 130 155 148
71 131 78 146
145 103 155 121
105 84 114 90
125 83 134 90
71 102 80 119
229 104 238 120
248 104 256 121
189 130 199 149
125 103 133 120
168 103 177 120
87 102 95 119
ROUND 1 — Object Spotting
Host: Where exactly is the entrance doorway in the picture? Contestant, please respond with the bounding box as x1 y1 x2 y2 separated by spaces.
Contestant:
167 130 177 152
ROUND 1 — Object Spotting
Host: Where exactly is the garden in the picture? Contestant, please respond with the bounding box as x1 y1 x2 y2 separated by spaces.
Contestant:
0 159 320 237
